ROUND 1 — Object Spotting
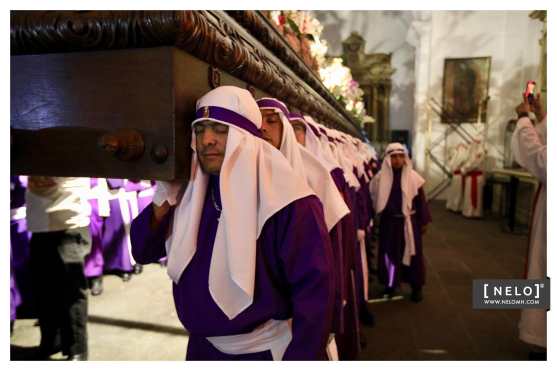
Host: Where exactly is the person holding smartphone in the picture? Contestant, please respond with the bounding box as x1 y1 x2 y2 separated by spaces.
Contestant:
512 88 547 360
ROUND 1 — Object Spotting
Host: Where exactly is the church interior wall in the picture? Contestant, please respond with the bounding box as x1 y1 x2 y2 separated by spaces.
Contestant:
314 10 543 200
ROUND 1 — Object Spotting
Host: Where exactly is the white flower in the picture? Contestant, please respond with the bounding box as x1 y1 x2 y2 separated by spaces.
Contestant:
270 11 282 26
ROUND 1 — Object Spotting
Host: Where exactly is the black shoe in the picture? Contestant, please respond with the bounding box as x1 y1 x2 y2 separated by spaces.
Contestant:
120 272 132 282
382 287 395 298
411 288 423 303
133 264 143 275
37 345 61 360
37 332 62 360
90 277 103 296
67 353 88 361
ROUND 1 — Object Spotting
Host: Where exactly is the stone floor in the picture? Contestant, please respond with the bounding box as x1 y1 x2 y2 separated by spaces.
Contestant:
10 263 188 361
10 200 533 361
359 200 531 360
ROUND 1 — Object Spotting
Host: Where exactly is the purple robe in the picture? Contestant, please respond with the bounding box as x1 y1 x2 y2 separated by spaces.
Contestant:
10 176 34 319
322 169 346 340
353 167 370 231
10 274 21 321
131 176 334 360
329 169 361 360
356 171 374 289
126 180 154 214
378 169 432 289
100 179 134 272
84 178 105 278
350 168 371 309
345 178 368 325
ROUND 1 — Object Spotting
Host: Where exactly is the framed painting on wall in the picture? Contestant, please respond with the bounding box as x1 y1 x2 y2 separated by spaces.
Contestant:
441 57 491 124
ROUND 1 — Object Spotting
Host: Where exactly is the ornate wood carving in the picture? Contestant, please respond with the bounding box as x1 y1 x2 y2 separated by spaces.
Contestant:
10 11 181 54
11 10 361 137
226 11 350 117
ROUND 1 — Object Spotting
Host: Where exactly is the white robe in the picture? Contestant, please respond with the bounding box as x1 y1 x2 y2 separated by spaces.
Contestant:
461 141 486 218
511 117 546 348
446 144 468 212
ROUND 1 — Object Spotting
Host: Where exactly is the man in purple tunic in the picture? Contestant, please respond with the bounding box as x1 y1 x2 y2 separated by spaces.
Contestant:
297 115 363 360
370 143 432 302
325 129 374 347
101 178 150 280
130 86 334 360
256 97 350 360
84 178 153 295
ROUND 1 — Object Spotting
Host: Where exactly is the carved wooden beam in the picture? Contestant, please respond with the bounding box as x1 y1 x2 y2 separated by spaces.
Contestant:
11 10 363 137
225 11 353 120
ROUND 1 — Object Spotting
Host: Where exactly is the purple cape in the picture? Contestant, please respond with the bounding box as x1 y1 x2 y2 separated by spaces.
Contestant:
131 176 334 360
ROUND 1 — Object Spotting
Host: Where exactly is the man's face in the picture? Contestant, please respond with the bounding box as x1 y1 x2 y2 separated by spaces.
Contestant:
390 153 406 169
194 120 229 175
260 109 283 149
291 121 307 146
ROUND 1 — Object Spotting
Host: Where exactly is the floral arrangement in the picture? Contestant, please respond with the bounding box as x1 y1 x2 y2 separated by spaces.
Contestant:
319 58 373 126
268 11 372 128
269 11 328 70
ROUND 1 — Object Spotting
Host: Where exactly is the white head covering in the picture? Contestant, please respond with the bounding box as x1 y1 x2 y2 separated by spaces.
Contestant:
303 115 341 172
369 143 425 266
166 86 314 319
358 140 376 179
256 98 307 181
342 135 368 182
257 98 349 231
325 128 361 189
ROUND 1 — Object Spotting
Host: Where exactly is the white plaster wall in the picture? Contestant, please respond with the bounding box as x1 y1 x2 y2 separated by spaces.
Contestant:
310 11 543 198
411 11 543 195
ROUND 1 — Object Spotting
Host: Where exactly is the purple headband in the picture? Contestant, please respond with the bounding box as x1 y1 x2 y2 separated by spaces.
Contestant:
257 98 289 118
287 112 305 122
194 106 262 138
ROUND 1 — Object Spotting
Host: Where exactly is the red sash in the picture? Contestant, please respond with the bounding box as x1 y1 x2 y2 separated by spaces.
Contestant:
467 170 483 209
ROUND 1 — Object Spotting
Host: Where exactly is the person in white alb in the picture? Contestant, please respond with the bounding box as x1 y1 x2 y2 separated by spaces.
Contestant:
512 93 547 360
461 138 486 218
446 143 469 212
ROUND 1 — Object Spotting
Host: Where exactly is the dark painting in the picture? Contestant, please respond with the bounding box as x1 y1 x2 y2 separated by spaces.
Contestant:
441 57 491 124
